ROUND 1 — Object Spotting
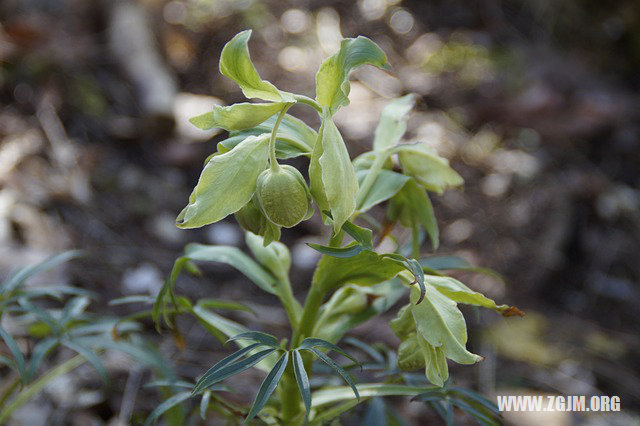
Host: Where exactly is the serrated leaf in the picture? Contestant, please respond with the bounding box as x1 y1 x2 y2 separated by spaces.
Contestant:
298 338 359 364
177 134 269 228
190 102 285 131
310 115 358 232
356 169 410 212
309 348 360 400
316 36 389 114
227 331 278 348
0 324 27 383
193 348 276 394
373 94 415 151
220 30 293 102
292 350 311 414
307 242 365 258
397 142 463 194
410 286 481 365
143 391 192 426
245 351 289 423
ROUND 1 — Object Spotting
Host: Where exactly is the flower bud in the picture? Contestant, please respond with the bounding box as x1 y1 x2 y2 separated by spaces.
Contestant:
256 165 312 228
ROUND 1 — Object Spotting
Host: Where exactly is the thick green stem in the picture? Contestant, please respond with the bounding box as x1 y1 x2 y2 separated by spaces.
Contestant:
292 94 322 113
269 104 293 172
278 276 302 330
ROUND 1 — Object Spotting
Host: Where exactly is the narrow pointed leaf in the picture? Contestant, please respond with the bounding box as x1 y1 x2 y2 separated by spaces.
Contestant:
292 350 311 414
143 391 192 426
28 337 59 381
227 331 278 348
1 250 82 295
309 348 360 400
245 351 289 423
0 324 27 383
193 348 276 394
194 343 261 394
200 390 211 420
299 338 359 364
356 169 410 212
61 339 108 383
341 220 373 249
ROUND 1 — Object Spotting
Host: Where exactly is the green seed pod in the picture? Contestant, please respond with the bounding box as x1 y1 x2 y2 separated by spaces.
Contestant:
255 165 312 228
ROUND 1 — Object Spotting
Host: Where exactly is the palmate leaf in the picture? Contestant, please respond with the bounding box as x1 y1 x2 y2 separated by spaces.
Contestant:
190 102 286 131
245 351 289 423
219 30 294 102
193 348 276 395
176 134 269 229
298 338 359 364
292 349 311 414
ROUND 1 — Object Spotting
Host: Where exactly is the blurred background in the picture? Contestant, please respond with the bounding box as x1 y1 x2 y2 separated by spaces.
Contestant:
1 0 639 424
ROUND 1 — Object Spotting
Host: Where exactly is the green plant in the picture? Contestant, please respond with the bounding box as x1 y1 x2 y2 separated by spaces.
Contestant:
0 252 183 425
153 30 520 425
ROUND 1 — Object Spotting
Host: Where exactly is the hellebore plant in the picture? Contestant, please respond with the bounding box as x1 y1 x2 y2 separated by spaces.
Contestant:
153 30 520 425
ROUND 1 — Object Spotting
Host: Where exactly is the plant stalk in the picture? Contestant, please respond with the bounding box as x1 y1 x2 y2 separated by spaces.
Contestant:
269 104 293 172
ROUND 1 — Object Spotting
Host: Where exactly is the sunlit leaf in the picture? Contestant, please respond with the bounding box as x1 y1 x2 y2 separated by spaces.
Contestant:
316 36 389 114
373 94 415 151
397 142 463 194
177 134 269 229
190 102 285 131
219 30 294 102
425 275 512 314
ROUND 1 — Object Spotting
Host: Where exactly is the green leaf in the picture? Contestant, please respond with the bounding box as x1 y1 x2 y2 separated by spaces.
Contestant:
219 131 311 160
312 250 406 293
143 391 192 426
307 242 366 258
311 384 437 407
245 232 291 282
189 102 285 131
191 305 249 344
177 134 269 228
417 334 449 387
193 348 276 394
341 220 373 249
181 243 278 295
0 324 27 383
28 337 59 381
410 286 482 365
1 250 82 296
298 338 359 364
309 348 360 401
449 398 500 426
60 296 91 327
420 256 504 282
373 94 415 151
316 36 389 114
227 331 279 348
397 142 463 194
292 350 311 414
356 169 410 213
196 298 255 315
219 30 293 102
425 275 511 313
245 351 289 423
387 178 439 250
193 343 261 394
200 390 211 420
310 115 358 232
61 339 108 384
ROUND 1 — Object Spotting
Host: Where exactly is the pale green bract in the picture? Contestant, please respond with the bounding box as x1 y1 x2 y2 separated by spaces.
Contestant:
189 102 286 131
219 30 294 102
176 134 269 228
316 36 389 114
425 274 511 313
373 94 415 151
410 286 482 365
397 142 464 194
310 114 359 232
